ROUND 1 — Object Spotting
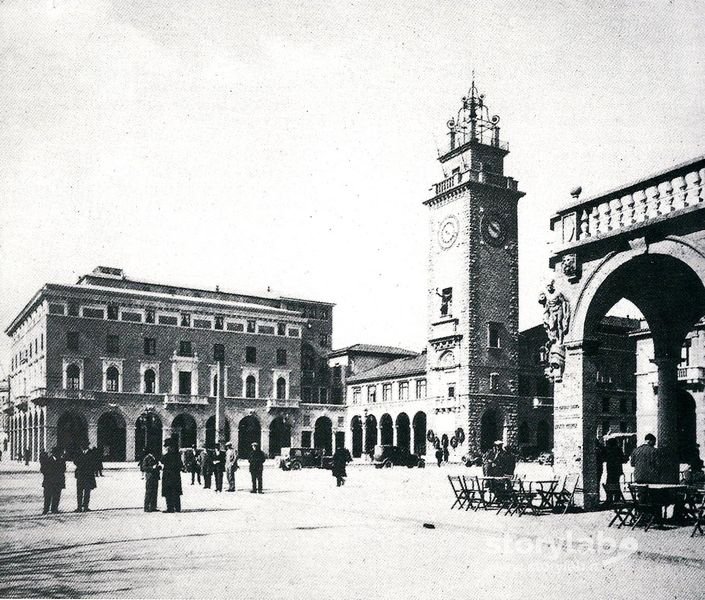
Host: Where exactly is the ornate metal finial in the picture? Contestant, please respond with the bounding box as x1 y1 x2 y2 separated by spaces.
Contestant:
447 77 501 150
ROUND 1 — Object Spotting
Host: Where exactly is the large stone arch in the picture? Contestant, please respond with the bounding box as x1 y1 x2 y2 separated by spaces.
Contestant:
135 411 163 460
205 415 231 449
412 411 427 456
56 411 88 460
97 411 127 461
554 236 705 507
269 417 292 458
171 413 198 449
238 415 261 459
350 416 363 458
313 416 333 455
395 412 411 452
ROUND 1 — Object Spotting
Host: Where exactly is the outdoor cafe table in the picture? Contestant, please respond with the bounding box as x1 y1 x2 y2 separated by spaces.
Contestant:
639 484 688 522
479 476 512 507
527 480 559 510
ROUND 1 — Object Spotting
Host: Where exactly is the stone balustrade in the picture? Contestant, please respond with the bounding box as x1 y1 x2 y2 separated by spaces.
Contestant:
550 157 705 249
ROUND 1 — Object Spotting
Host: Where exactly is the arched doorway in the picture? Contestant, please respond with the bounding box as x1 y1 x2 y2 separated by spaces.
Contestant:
413 411 427 455
380 414 393 445
364 415 377 455
536 420 551 452
205 415 231 449
171 414 197 449
314 416 333 455
135 412 162 460
269 417 292 458
97 412 126 461
238 415 261 459
677 389 697 464
56 411 88 460
480 409 500 452
350 416 363 458
396 413 410 452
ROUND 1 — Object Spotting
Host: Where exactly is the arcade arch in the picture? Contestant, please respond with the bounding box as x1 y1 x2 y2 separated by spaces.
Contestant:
97 411 126 461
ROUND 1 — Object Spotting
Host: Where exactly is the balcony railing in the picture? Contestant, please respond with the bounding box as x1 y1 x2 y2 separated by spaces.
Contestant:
678 366 705 384
433 169 518 197
163 394 211 406
266 398 300 410
550 157 705 252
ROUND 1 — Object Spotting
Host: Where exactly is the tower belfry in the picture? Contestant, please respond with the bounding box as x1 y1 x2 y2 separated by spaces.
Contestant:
424 80 525 456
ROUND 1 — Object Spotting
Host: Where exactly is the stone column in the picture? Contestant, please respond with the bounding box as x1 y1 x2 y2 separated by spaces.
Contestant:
552 339 600 509
88 423 98 448
654 356 680 483
362 417 369 457
125 420 136 462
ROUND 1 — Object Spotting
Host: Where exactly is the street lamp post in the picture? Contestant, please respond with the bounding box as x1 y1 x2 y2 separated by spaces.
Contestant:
214 345 225 445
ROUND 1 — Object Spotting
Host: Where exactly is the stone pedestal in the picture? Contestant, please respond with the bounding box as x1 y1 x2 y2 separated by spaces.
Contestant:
553 339 600 509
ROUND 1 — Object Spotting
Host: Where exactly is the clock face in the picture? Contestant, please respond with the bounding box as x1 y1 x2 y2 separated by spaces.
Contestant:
438 215 459 249
482 213 507 246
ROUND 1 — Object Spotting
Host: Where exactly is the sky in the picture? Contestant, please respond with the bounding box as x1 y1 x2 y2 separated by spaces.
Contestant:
1 0 704 363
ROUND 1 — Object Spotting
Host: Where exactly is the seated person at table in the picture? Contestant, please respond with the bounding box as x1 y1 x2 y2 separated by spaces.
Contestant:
681 459 705 486
630 433 659 484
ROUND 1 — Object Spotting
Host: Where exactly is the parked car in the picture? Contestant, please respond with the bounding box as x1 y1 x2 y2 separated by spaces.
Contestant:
373 445 425 469
537 451 554 466
279 447 332 471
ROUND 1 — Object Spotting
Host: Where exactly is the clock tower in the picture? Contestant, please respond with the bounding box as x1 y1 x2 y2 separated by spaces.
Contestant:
424 81 525 457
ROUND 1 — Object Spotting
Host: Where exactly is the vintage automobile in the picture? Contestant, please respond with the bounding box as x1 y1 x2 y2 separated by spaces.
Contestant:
372 445 425 469
279 447 332 471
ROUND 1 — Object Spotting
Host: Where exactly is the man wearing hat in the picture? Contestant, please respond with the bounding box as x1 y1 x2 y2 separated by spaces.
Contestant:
225 442 239 492
482 440 506 477
248 442 266 493
212 442 226 493
161 438 183 512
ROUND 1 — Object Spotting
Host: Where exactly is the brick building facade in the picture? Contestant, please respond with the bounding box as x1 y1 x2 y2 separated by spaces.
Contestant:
5 266 344 462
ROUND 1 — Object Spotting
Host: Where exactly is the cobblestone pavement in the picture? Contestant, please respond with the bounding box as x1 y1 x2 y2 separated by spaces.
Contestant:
0 461 703 599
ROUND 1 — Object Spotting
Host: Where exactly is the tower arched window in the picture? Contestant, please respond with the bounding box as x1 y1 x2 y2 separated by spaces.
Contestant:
276 377 286 400
245 375 256 398
106 366 120 392
66 364 80 390
144 369 156 394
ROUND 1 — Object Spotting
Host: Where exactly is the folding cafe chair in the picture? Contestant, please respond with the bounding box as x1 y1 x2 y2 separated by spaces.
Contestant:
448 475 469 510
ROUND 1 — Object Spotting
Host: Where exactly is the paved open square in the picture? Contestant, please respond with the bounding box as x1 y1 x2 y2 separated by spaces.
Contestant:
1 461 704 599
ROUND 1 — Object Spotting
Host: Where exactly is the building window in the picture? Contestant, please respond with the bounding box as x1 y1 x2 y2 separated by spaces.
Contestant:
67 332 79 351
488 323 501 348
399 381 409 401
277 323 286 336
245 375 256 398
66 364 80 390
245 346 257 363
247 320 256 333
146 309 155 324
319 388 328 403
107 335 119 354
107 305 119 320
276 377 286 399
416 379 426 399
353 387 361 404
106 366 120 392
448 384 456 398
213 343 225 361
301 431 312 447
489 373 499 391
368 386 377 403
276 349 287 366
178 371 192 395
181 313 191 327
144 338 156 355
179 341 193 357
302 387 312 402
382 383 392 402
144 369 156 394
68 302 80 316
215 316 224 330
601 398 610 413
440 287 452 317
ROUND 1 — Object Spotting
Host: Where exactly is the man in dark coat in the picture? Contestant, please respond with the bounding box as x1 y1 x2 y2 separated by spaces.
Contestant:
74 445 97 512
604 438 627 503
248 442 266 493
139 451 161 512
161 440 183 512
200 448 213 489
332 445 352 487
41 447 66 514
212 442 226 493
187 445 201 485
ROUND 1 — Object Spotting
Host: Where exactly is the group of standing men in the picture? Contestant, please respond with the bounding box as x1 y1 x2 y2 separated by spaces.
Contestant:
39 444 101 514
184 441 243 492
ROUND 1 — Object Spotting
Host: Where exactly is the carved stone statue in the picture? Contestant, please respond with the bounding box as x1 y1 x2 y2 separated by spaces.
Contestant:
539 279 571 380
